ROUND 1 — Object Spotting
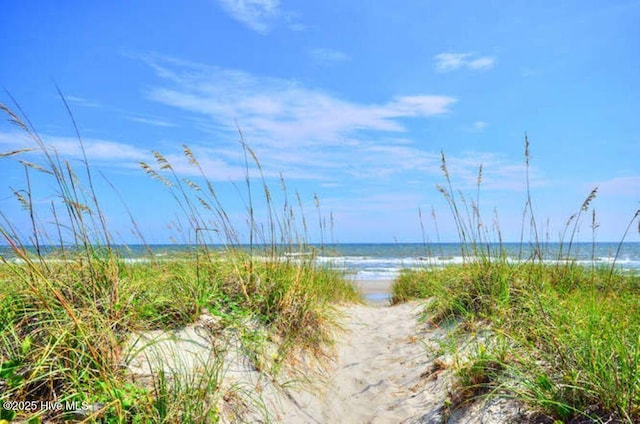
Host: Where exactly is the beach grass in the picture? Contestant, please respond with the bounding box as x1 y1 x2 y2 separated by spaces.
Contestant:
394 263 640 422
3 95 640 423
0 99 358 423
392 144 640 422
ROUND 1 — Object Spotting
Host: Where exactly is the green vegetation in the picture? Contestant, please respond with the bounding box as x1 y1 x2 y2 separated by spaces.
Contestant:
0 100 358 423
3 94 639 423
393 141 640 422
394 263 640 421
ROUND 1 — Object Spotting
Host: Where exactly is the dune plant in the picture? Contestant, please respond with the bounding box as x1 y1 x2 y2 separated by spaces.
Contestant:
0 97 357 422
393 136 640 422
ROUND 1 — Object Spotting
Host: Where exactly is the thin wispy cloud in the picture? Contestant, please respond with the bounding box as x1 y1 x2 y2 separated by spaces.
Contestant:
66 95 103 108
308 48 350 66
0 132 149 163
134 56 545 191
145 57 455 145
124 115 176 127
0 55 528 192
0 130 254 180
0 55 539 194
64 92 176 128
216 0 282 34
2 1 636 242
141 56 459 180
593 175 640 196
434 53 495 73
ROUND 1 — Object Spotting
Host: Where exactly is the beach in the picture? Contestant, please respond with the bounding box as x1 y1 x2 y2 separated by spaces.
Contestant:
268 301 443 423
355 278 395 304
127 283 530 423
252 301 529 423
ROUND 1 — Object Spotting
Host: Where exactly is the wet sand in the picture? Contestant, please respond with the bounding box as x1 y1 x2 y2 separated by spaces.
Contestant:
354 278 394 305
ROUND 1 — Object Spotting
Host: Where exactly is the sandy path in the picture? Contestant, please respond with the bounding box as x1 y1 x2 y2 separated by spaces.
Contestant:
128 281 530 423
270 299 529 424
274 301 450 423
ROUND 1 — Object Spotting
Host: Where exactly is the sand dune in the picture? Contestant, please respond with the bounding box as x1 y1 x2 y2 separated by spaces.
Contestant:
263 301 530 424
269 301 448 423
128 290 531 423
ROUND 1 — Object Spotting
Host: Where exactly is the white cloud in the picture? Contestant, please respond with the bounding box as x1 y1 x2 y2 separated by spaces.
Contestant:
132 57 546 191
0 132 149 163
0 130 258 181
49 137 150 162
139 57 461 181
309 48 350 66
468 57 494 70
145 57 456 147
1 56 533 195
216 0 281 34
125 115 176 127
66 96 103 108
594 176 640 196
63 93 176 127
434 53 495 73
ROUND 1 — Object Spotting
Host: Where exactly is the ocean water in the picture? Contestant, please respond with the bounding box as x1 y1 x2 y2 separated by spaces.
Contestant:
2 242 638 281
314 242 640 281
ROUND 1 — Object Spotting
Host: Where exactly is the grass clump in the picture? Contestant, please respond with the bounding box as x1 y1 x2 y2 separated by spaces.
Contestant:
396 254 640 423
392 139 640 422
0 98 358 423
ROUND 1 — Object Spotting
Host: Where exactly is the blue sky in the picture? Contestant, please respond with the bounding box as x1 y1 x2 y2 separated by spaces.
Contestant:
1 1 639 244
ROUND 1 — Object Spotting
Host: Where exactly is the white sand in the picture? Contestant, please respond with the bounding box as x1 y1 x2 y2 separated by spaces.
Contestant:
269 301 449 423
260 300 530 423
127 282 532 423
